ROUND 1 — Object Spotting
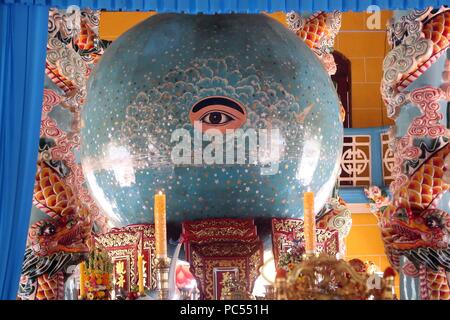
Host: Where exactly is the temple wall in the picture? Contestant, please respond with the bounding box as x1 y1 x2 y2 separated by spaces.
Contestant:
273 11 394 127
98 11 399 295
334 11 394 128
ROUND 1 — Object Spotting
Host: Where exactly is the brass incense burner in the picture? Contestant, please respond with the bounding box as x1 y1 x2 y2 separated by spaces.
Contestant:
285 253 369 300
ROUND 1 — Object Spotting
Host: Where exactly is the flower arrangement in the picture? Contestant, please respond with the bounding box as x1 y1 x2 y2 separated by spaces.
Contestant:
364 186 390 215
84 247 113 300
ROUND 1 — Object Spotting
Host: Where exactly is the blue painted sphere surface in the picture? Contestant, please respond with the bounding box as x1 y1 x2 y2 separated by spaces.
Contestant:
81 14 343 227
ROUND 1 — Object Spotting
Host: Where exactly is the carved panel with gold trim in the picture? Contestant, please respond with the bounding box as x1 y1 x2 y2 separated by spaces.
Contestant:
189 241 263 300
95 230 141 292
115 224 157 289
272 218 340 268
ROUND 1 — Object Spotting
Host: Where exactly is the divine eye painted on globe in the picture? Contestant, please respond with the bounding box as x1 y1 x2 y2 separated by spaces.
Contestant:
80 13 343 235
189 96 247 133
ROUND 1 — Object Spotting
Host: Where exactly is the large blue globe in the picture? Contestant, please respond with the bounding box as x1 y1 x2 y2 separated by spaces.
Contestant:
81 14 343 231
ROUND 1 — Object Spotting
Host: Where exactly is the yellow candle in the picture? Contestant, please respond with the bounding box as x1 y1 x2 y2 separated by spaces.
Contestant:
303 192 316 255
138 254 144 295
154 191 167 258
79 261 86 299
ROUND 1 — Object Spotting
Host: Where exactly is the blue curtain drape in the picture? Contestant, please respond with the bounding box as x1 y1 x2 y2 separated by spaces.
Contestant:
1 0 449 13
0 3 49 299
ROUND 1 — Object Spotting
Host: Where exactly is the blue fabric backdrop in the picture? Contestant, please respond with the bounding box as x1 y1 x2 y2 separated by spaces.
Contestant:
0 3 49 299
0 0 448 302
1 0 449 13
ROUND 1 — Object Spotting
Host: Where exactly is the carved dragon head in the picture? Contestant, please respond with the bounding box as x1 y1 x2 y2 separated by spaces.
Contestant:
387 205 450 271
21 156 94 287
28 203 92 257
380 143 450 272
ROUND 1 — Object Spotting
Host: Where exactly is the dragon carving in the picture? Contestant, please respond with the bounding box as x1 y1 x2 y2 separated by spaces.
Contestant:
377 6 450 300
19 160 93 300
286 10 342 76
366 143 450 299
316 196 352 257
18 8 108 300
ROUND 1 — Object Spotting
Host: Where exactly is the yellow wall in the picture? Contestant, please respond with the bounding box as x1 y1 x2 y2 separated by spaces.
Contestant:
335 11 394 128
99 11 398 292
99 11 284 40
249 11 395 128
100 12 156 40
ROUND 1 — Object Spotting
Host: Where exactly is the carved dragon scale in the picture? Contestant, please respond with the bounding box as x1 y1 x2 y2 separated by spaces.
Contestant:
377 6 450 300
18 8 108 300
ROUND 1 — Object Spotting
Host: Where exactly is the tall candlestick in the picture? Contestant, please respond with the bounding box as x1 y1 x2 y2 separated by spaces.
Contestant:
138 254 145 295
303 192 316 255
156 258 170 300
154 191 167 258
79 261 86 299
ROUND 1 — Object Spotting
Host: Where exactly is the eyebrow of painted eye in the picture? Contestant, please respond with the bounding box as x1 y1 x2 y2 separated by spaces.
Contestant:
192 97 244 114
